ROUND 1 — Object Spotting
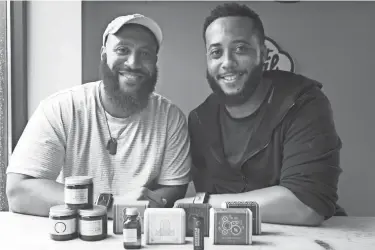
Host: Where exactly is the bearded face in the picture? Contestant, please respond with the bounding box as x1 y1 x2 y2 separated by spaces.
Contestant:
100 24 159 113
99 57 158 112
205 16 265 106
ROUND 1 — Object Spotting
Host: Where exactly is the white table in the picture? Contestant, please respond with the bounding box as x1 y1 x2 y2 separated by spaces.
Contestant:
1 212 375 250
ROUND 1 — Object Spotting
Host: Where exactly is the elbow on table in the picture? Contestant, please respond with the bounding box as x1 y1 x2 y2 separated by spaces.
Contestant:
301 211 325 227
6 182 24 214
6 174 31 214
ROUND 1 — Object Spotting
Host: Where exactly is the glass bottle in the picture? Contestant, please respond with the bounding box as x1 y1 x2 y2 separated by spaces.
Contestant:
123 207 141 249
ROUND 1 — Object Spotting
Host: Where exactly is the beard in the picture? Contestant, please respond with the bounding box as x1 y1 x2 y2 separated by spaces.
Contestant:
206 63 264 107
99 59 158 114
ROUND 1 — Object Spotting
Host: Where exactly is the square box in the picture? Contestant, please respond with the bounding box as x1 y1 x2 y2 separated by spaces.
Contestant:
222 201 261 235
144 208 186 244
209 208 252 245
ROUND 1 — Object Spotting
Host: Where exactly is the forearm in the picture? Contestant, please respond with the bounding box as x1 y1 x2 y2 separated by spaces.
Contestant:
208 186 324 226
7 178 64 217
151 184 188 208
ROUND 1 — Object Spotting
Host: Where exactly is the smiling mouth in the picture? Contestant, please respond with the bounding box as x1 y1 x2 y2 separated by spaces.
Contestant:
219 72 245 84
118 72 144 83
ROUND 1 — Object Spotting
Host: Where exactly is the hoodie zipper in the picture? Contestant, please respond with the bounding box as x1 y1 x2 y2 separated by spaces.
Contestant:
240 102 297 186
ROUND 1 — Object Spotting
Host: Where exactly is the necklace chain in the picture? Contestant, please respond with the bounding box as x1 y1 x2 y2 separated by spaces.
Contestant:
98 82 121 155
99 82 118 141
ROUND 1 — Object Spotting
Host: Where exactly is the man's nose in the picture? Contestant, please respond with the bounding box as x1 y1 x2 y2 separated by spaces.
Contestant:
221 51 237 70
125 52 142 69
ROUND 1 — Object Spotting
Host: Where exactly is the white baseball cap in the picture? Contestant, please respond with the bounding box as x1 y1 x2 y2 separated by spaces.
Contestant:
102 14 163 48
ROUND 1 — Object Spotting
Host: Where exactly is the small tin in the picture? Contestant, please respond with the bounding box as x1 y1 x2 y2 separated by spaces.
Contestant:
193 216 204 250
49 205 78 241
78 205 108 241
209 208 252 245
64 176 93 210
222 201 261 235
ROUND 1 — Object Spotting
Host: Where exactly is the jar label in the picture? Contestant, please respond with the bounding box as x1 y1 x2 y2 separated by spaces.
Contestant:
123 228 137 243
79 219 102 236
50 218 76 235
65 188 88 204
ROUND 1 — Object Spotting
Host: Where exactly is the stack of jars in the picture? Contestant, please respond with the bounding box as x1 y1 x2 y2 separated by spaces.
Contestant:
49 176 108 241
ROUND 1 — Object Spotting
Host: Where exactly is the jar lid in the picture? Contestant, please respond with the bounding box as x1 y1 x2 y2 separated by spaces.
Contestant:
49 205 77 217
79 205 107 217
125 207 139 216
65 176 93 185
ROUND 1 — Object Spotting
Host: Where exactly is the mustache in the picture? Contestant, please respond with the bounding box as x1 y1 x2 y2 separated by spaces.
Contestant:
99 60 147 80
115 66 146 76
206 63 264 106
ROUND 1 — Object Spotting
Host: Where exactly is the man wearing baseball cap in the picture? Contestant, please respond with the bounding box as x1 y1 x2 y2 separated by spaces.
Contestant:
6 14 192 217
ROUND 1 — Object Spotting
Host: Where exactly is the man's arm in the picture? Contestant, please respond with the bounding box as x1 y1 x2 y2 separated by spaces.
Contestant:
6 173 64 217
6 100 67 217
207 186 323 226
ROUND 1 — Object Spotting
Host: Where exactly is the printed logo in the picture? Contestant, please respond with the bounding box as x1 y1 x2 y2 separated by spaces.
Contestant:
263 36 294 72
155 219 175 236
54 222 66 233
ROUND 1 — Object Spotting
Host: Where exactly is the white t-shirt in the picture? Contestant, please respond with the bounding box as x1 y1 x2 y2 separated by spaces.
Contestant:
7 81 192 199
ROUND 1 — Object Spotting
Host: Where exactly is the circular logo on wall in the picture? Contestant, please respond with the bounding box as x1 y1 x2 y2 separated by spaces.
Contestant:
263 36 294 72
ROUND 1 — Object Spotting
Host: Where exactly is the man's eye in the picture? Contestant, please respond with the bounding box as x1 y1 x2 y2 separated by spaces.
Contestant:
140 51 150 57
235 46 249 53
210 50 222 58
116 47 129 55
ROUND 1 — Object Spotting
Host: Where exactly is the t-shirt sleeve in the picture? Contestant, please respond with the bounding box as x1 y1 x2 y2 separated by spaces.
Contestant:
6 99 66 180
156 105 192 186
279 89 342 218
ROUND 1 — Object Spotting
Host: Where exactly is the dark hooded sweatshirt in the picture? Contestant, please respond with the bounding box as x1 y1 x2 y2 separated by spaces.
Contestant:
188 70 343 218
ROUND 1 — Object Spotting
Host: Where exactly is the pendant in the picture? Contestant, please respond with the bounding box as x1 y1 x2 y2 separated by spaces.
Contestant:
106 138 117 155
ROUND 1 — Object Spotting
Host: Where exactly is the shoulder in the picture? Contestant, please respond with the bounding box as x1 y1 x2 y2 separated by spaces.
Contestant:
265 70 322 92
29 82 99 128
188 93 219 121
264 71 328 108
149 92 186 120
40 81 98 108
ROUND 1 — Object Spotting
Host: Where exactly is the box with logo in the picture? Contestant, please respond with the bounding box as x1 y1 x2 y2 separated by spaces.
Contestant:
209 208 252 245
144 208 186 244
113 199 149 234
222 201 261 235
174 203 211 237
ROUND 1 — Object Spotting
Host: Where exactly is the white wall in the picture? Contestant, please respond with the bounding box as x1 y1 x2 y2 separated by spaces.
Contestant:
82 1 375 216
27 1 82 117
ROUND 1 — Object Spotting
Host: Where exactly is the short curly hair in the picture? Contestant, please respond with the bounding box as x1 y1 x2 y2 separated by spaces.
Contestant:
203 2 265 44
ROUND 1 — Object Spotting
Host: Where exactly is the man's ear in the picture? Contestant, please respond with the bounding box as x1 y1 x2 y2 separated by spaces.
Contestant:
100 46 107 61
